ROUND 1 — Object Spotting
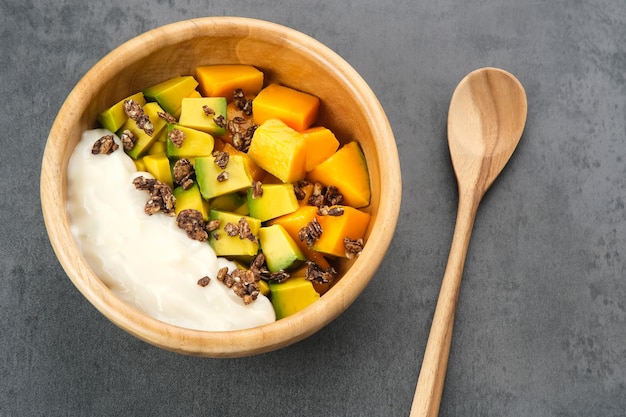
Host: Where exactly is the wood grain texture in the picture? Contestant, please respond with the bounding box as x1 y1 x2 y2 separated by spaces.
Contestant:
410 68 526 416
40 17 402 358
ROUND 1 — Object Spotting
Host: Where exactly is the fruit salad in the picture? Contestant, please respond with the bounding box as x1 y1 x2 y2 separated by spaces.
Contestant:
67 64 371 330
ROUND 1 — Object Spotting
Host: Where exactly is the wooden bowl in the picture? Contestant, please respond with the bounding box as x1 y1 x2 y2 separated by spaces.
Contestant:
40 17 401 357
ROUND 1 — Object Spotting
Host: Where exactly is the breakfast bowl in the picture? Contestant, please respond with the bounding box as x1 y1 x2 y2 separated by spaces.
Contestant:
40 16 401 357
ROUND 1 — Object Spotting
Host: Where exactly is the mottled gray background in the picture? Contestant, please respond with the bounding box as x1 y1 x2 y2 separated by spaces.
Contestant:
2 0 625 416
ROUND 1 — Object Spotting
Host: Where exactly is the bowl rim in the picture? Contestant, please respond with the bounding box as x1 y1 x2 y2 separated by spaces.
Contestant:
40 16 402 357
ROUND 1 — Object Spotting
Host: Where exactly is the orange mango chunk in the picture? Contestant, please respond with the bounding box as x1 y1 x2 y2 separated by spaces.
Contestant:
302 126 340 171
196 64 264 99
312 205 370 258
306 141 371 208
252 84 320 132
247 119 306 183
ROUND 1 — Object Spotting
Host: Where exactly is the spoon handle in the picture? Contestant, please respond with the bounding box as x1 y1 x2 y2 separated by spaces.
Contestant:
409 190 480 417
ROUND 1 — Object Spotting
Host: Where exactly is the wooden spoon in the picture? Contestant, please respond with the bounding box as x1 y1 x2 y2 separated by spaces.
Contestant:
410 67 527 417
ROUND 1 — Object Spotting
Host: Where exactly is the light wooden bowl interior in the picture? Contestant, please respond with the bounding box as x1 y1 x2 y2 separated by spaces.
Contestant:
40 17 401 357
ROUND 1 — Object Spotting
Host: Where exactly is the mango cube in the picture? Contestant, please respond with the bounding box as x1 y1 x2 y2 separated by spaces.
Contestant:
196 64 264 99
252 84 320 132
247 119 307 183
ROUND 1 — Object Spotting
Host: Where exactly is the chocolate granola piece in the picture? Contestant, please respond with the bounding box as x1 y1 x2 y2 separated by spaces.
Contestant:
305 261 337 284
317 205 345 216
293 180 310 201
202 105 215 117
197 276 211 287
172 158 195 190
157 111 177 124
120 129 136 151
324 185 344 206
177 209 209 242
91 134 119 155
215 266 261 305
168 128 185 148
223 222 239 237
238 217 257 242
251 181 263 198
213 150 230 169
344 238 364 259
133 175 176 216
123 99 144 120
298 217 323 247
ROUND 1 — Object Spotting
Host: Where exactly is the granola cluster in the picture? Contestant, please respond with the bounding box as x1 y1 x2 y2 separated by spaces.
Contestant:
91 134 118 155
172 158 195 190
216 266 260 305
123 99 154 136
132 176 176 216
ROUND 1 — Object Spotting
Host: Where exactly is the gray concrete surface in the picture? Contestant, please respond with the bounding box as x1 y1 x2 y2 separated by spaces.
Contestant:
2 0 625 415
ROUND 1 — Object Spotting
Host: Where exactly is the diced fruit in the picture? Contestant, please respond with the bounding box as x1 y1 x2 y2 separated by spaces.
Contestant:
142 76 199 118
258 279 270 296
97 92 146 133
267 206 330 268
207 210 260 257
196 64 264 99
173 183 209 221
302 126 340 171
307 141 371 208
165 124 215 160
147 140 166 155
311 205 370 257
222 142 265 182
210 192 249 215
269 277 320 319
195 154 253 200
259 225 306 272
142 153 173 189
134 158 146 172
296 181 314 206
252 84 320 131
224 101 256 146
247 183 299 222
290 265 333 296
178 97 227 136
120 102 168 160
247 119 306 183
187 90 202 98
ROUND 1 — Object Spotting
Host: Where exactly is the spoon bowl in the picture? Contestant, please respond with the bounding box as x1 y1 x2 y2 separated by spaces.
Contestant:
410 67 527 416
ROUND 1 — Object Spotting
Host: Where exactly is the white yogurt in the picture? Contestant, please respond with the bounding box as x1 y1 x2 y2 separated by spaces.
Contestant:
67 129 276 331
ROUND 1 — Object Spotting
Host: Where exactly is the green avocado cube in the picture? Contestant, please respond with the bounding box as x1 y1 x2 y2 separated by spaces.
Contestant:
174 183 209 221
269 277 320 319
207 210 261 258
178 97 228 136
166 124 215 160
210 192 249 215
119 102 167 160
97 92 146 133
259 224 306 272
142 76 199 118
247 183 299 222
195 154 253 200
